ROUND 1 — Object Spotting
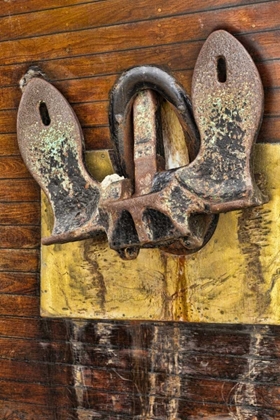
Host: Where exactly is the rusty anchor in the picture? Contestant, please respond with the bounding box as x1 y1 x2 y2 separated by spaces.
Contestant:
17 30 266 259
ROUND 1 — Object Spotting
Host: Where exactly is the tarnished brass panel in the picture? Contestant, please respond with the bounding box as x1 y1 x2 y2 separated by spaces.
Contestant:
41 144 280 323
84 150 115 182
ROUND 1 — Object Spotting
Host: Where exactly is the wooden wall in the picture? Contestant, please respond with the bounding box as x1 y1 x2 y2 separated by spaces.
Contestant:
0 0 280 418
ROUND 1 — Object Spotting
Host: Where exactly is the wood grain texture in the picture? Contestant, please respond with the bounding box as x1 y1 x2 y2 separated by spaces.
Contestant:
0 202 40 225
0 2 277 66
0 272 38 295
0 0 271 42
0 0 280 418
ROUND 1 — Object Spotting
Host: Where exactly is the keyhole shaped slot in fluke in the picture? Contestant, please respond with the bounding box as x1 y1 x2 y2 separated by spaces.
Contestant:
39 101 51 126
217 55 227 83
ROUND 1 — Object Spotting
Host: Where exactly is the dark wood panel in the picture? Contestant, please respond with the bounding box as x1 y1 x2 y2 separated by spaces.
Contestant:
0 295 39 317
0 249 38 272
259 117 280 142
0 321 280 416
73 102 108 127
0 317 70 341
265 88 280 116
0 337 72 363
0 110 16 133
0 226 40 248
0 380 76 407
0 157 30 178
0 0 94 18
84 126 111 150
0 358 73 385
0 401 58 420
0 202 40 225
0 272 38 295
0 179 39 201
177 403 279 419
0 135 20 156
0 2 278 66
0 0 268 43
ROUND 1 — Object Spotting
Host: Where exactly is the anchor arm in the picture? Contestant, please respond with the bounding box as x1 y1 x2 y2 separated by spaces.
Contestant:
17 77 104 244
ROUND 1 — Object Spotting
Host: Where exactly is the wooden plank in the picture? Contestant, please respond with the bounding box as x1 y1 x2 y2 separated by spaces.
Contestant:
0 0 269 43
0 358 73 385
73 102 108 126
0 272 38 295
79 363 252 390
0 2 278 66
0 110 16 133
0 87 20 111
259 117 280 142
84 126 111 150
77 389 142 415
0 226 40 248
0 42 212 87
0 135 20 156
265 88 280 116
177 402 278 420
0 0 270 41
179 354 280 383
0 179 39 201
0 321 279 414
240 30 280 63
0 249 38 272
0 203 40 225
0 295 39 317
70 384 277 416
0 0 95 18
0 317 70 341
0 337 72 363
0 157 30 178
0 401 58 420
68 320 252 348
0 381 76 407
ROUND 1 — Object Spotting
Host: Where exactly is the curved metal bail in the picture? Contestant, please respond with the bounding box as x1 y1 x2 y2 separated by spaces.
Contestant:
109 66 200 179
17 77 103 244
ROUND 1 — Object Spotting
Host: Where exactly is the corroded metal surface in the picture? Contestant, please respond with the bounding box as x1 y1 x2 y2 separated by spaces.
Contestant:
177 29 265 212
17 30 266 259
17 77 104 244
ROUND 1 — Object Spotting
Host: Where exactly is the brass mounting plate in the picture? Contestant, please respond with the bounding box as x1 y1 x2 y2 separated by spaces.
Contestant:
41 144 280 324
